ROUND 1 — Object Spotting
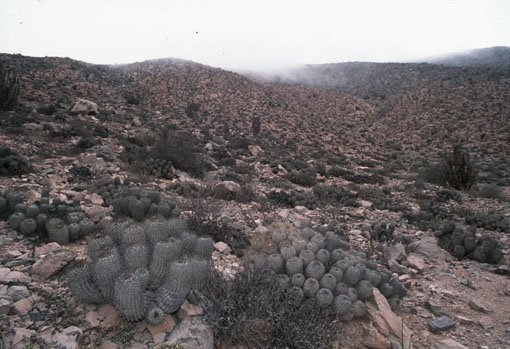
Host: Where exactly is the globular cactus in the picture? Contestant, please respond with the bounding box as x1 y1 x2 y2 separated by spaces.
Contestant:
26 204 40 219
146 305 165 325
66 211 84 225
88 236 115 262
149 240 182 289
6 192 23 209
364 269 382 287
330 249 348 264
316 288 334 309
194 237 214 259
19 218 37 236
351 300 366 318
310 234 326 250
181 232 198 254
342 266 361 287
319 273 337 291
68 223 81 241
121 226 147 251
463 236 477 253
277 274 291 289
305 261 325 280
333 294 351 316
389 278 407 298
333 282 348 296
156 263 193 313
453 245 465 258
124 244 150 273
299 250 315 266
94 251 122 302
328 267 343 284
379 283 394 298
280 246 297 261
315 249 330 265
271 230 287 244
129 198 145 222
187 258 210 291
306 242 319 254
68 265 104 304
36 213 48 235
285 256 304 276
334 259 351 272
80 219 95 235
347 288 358 302
158 202 173 218
291 273 305 288
292 239 307 253
266 254 285 274
356 280 373 301
325 232 350 252
303 278 320 297
8 212 26 230
144 190 161 204
46 218 69 244
114 270 148 322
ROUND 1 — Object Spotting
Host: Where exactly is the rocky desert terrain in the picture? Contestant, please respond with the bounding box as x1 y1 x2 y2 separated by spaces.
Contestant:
0 50 509 349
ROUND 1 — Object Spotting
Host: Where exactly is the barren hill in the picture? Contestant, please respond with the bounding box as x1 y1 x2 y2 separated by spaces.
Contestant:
0 53 509 349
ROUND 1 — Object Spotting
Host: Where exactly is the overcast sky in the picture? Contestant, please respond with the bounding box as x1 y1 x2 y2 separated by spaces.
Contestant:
1 0 509 71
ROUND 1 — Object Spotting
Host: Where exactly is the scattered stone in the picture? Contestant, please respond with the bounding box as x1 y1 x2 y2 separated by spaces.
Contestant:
7 285 31 302
32 248 76 279
71 98 98 115
35 242 62 257
0 268 31 283
366 289 412 348
85 308 101 327
455 315 474 325
6 327 36 348
248 145 264 156
0 298 11 314
479 315 494 329
177 300 204 319
146 314 176 342
428 315 455 333
165 316 214 349
12 297 33 315
468 299 490 313
361 324 391 349
52 326 82 349
409 235 447 262
100 340 122 349
436 338 468 349
214 241 231 254
406 253 428 272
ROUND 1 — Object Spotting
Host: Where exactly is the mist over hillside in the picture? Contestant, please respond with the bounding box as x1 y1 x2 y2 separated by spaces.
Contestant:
423 46 510 67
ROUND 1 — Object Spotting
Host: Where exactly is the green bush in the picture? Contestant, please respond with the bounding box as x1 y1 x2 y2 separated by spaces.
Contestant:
442 144 477 190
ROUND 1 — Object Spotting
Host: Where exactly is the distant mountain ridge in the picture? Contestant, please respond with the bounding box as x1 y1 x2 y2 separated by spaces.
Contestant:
422 46 510 67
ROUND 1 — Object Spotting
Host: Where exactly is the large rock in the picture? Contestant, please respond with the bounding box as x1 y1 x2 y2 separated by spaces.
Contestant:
70 98 98 115
52 326 82 349
32 248 76 279
366 288 412 349
165 316 214 349
0 267 31 283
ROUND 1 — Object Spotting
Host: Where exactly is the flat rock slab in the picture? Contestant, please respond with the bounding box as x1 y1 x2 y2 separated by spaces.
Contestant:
436 339 469 349
32 248 76 279
165 316 213 349
0 268 31 283
429 315 455 333
468 299 490 313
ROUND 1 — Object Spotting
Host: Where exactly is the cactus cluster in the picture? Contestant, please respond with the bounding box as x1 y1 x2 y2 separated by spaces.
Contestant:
465 213 510 234
265 228 406 322
92 176 123 206
369 222 396 242
0 62 19 111
0 146 29 176
110 185 175 222
68 219 213 323
3 188 95 242
435 223 503 263
144 158 174 179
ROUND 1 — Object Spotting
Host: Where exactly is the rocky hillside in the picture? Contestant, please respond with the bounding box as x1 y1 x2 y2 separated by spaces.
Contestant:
425 46 510 67
0 53 509 349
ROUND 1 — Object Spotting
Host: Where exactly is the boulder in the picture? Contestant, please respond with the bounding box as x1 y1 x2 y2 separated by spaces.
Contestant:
70 98 98 115
165 316 214 349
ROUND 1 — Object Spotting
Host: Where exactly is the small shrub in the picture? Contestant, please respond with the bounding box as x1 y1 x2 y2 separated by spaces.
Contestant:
288 169 317 187
185 102 200 118
470 183 503 200
442 144 477 190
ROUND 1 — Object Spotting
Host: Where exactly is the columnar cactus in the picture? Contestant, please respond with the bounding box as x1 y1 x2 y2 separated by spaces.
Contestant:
115 270 149 322
68 265 104 304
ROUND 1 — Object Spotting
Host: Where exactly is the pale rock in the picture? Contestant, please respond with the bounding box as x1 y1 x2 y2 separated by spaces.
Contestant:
32 248 76 279
88 193 104 206
85 308 101 327
361 324 391 349
0 298 12 314
479 315 494 329
366 288 412 349
35 242 62 257
166 316 214 349
468 299 490 313
455 315 474 325
71 98 98 115
23 189 41 203
0 268 31 283
100 340 122 349
8 285 31 302
406 253 428 272
13 297 33 315
248 145 264 156
359 199 373 208
52 326 82 349
214 241 231 254
204 142 213 151
178 300 204 319
436 339 469 349
408 235 447 262
278 208 290 219
83 205 109 222
5 327 36 349
132 117 142 126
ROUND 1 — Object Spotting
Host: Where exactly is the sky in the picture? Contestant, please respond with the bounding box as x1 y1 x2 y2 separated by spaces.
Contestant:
0 0 509 71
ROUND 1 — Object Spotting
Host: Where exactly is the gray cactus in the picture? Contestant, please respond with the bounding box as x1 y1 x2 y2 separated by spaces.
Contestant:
19 218 37 236
146 305 165 325
124 244 150 273
79 219 95 235
339 311 354 322
194 237 214 259
316 288 334 309
68 265 104 304
149 240 182 289
271 230 287 244
277 274 291 289
333 294 351 316
333 282 349 297
287 286 305 305
291 239 307 253
68 223 81 241
26 204 40 219
157 202 173 218
328 267 343 283
114 271 148 322
266 254 285 274
299 250 315 266
94 251 122 302
181 232 198 254
306 242 319 254
46 218 69 244
351 300 366 318
319 273 337 291
129 198 145 222
8 212 26 230
330 249 348 263
315 249 330 265
305 260 325 280
285 256 304 276
364 269 382 287
303 278 320 297
379 283 394 298
121 226 147 251
280 246 297 261
342 266 361 287
347 288 358 302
